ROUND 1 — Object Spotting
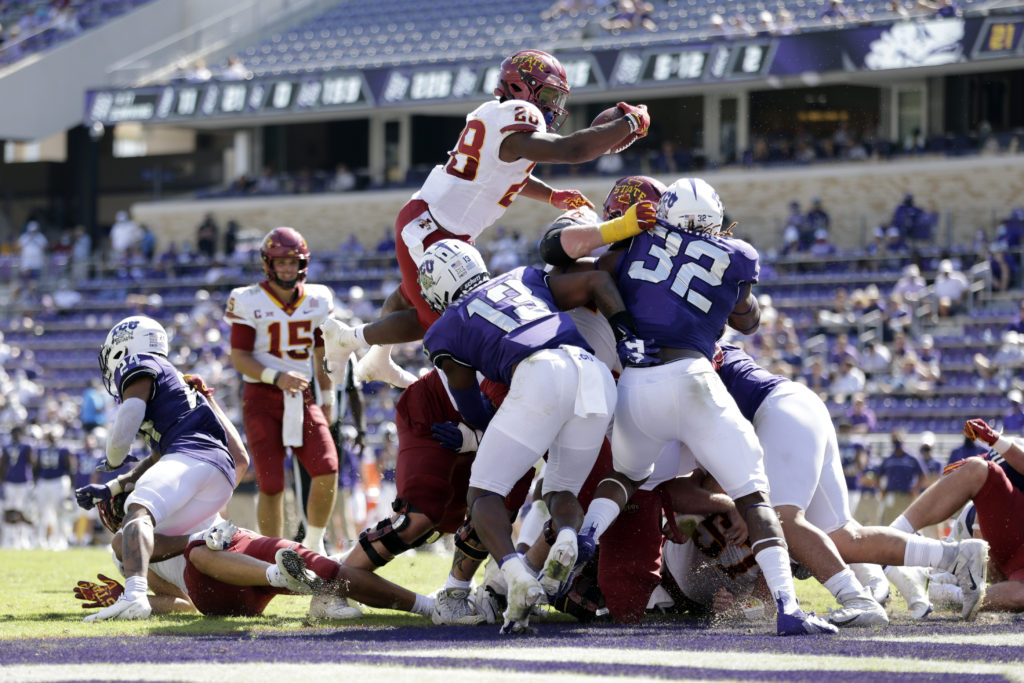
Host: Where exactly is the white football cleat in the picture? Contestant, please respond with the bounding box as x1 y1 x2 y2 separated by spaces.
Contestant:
432 587 486 625
885 565 932 619
83 594 151 622
354 344 418 388
850 563 890 606
500 562 544 635
952 539 989 621
308 594 363 620
275 548 325 595
828 591 890 628
320 317 363 382
538 530 578 598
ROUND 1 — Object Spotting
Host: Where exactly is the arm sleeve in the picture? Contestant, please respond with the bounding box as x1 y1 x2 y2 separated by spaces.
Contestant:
105 397 146 468
450 384 495 431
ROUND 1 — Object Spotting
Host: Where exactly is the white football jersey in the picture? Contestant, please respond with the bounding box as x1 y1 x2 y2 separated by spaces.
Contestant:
416 98 546 239
663 514 762 607
225 282 334 381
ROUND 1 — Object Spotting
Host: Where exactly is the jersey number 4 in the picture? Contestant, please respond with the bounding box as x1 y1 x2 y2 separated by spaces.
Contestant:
444 108 538 207
627 228 731 314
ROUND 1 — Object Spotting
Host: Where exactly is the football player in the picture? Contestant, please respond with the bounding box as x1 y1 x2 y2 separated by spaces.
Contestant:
226 227 339 556
418 239 648 633
715 343 992 624
579 177 838 636
322 49 651 388
74 318 247 621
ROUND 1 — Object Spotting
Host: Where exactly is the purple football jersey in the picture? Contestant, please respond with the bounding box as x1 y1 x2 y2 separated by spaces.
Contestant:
2 443 33 484
614 228 759 360
112 353 235 487
716 344 787 422
36 444 72 480
423 266 591 385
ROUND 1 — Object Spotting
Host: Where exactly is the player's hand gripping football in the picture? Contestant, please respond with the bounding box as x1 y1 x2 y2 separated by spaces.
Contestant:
963 418 999 446
549 189 595 212
73 574 124 609
75 483 113 510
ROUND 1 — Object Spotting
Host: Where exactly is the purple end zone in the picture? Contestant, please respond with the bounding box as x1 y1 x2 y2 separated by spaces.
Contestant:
3 621 1021 677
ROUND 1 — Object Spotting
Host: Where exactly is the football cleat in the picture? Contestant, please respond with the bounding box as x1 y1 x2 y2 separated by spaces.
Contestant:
928 580 963 609
320 317 363 381
850 563 890 606
884 565 932 619
538 531 578 598
353 345 418 388
203 519 238 551
828 592 890 628
275 548 325 595
576 524 597 568
776 599 839 636
432 587 486 625
952 539 989 621
83 594 152 622
501 570 544 635
308 594 363 620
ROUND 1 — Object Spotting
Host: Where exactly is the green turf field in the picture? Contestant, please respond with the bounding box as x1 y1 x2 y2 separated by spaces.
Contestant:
1 544 841 639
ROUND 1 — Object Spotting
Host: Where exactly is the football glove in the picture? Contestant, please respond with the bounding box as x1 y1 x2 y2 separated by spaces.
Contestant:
712 344 725 371
183 373 214 398
75 483 113 510
616 335 660 368
73 574 124 609
549 189 595 211
431 421 483 453
616 102 650 137
963 418 998 446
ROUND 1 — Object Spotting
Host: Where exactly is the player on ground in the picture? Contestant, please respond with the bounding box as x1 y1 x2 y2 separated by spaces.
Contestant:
419 239 646 633
74 318 245 621
578 177 836 636
226 227 338 555
715 343 991 625
322 49 651 388
894 418 1021 613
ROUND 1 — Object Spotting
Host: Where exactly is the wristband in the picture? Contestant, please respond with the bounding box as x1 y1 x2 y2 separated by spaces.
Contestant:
321 390 336 409
108 479 123 497
993 435 1012 455
260 367 280 385
598 204 641 244
624 112 640 134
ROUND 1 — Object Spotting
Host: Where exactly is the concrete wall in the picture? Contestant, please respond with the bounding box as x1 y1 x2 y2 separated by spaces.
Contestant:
131 153 1024 253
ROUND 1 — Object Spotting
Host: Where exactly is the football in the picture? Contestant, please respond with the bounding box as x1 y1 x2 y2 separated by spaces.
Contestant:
591 105 625 127
591 105 635 154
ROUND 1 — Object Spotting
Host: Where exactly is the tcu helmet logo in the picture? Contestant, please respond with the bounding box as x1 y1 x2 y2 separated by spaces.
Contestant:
108 319 140 346
656 191 678 221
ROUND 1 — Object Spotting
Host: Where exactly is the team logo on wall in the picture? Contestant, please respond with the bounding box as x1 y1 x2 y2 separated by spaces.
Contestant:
864 18 965 70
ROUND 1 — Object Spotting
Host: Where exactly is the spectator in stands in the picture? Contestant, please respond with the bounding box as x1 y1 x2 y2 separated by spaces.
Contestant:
221 56 250 81
254 167 281 195
775 8 796 35
801 356 831 397
917 432 943 490
725 12 756 38
782 200 804 251
831 355 866 398
891 193 931 244
847 393 877 434
918 0 961 17
109 211 140 262
989 240 1016 294
805 197 830 240
917 334 942 383
933 258 969 316
541 0 594 21
866 225 887 256
862 339 893 381
17 221 47 282
329 163 357 192
374 228 396 253
893 263 927 302
993 331 1024 369
878 431 925 525
946 431 987 468
224 220 239 259
890 351 935 394
139 224 156 262
196 213 219 260
886 225 907 253
810 229 836 256
885 0 911 20
820 0 853 23
756 10 776 34
602 0 657 32
186 59 212 83
1001 389 1024 433
829 332 860 366
70 225 91 283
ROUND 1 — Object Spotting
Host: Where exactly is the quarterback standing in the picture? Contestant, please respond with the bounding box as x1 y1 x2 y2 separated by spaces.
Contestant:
227 227 338 554
323 49 652 388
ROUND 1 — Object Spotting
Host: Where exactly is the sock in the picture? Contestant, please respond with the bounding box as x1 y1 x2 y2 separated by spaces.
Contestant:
890 515 915 534
822 568 865 601
580 497 622 542
354 325 368 345
124 575 148 602
411 593 435 616
904 535 948 569
266 564 290 588
444 573 472 591
754 544 798 613
304 525 326 554
516 499 550 547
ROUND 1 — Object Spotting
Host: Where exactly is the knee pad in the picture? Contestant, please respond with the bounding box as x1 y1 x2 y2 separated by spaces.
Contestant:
454 517 489 562
358 498 435 567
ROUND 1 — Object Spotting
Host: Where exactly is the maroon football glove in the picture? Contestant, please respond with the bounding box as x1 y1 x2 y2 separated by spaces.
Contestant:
549 189 595 211
74 574 124 609
616 102 650 138
184 373 214 398
964 418 998 446
633 200 658 232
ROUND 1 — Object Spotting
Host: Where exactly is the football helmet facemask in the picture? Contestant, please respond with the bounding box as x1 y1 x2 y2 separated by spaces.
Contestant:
603 175 668 220
656 178 724 235
494 49 570 133
261 227 310 288
418 240 490 314
98 316 169 397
